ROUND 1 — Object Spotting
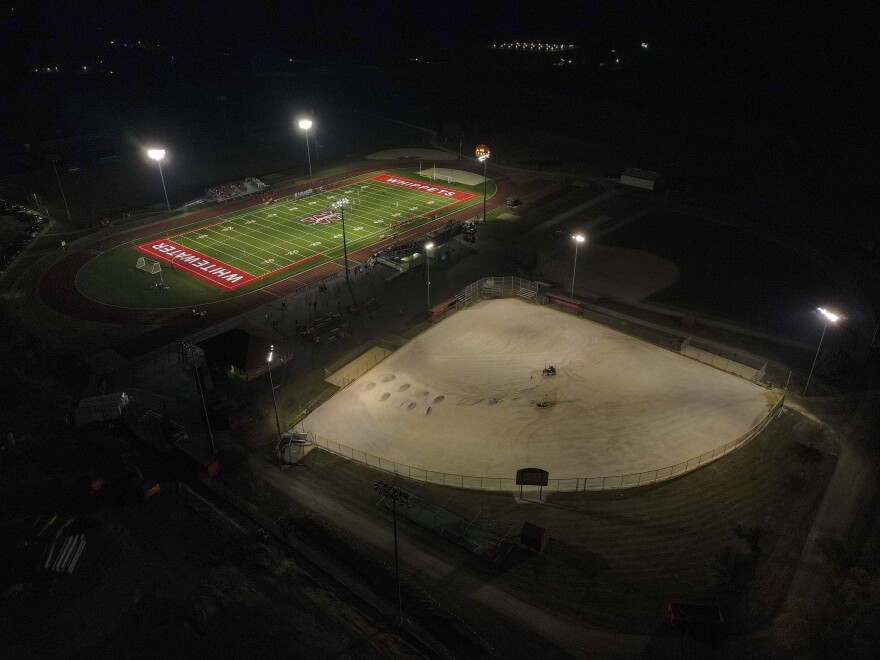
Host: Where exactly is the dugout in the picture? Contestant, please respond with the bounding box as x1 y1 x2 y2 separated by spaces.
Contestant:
427 297 458 323
620 168 660 191
544 293 582 313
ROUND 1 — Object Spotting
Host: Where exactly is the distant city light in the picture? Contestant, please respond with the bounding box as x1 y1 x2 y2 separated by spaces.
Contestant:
641 42 649 49
494 42 576 52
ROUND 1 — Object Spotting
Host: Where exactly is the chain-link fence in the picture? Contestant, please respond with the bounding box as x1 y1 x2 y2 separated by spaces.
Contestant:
305 394 784 492
302 275 788 491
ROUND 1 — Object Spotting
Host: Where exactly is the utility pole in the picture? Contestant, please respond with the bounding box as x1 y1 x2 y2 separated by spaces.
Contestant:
341 205 349 282
47 155 73 223
373 481 410 621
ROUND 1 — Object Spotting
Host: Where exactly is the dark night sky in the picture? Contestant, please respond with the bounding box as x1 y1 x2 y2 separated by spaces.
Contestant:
3 2 871 118
3 2 871 105
0 1 875 225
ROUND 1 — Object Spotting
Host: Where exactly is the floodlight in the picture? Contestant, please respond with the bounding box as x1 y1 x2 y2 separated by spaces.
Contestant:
818 307 840 323
146 148 170 212
298 119 313 178
425 242 434 250
806 306 844 395
570 234 586 298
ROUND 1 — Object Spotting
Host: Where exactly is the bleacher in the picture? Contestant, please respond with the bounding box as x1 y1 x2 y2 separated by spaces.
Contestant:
205 177 268 202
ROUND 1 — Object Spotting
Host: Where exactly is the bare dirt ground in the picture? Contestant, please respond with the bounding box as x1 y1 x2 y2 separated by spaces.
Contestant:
305 298 772 480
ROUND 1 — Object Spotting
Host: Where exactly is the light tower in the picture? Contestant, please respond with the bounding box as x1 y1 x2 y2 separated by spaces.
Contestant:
298 118 313 179
571 234 586 298
267 346 283 444
46 155 72 222
804 307 841 396
146 148 171 212
425 242 434 307
475 144 490 222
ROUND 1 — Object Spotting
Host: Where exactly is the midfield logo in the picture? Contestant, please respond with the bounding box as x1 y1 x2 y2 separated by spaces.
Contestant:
301 210 340 225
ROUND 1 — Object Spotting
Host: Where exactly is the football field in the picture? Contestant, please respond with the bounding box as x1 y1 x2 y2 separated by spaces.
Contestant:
133 172 478 290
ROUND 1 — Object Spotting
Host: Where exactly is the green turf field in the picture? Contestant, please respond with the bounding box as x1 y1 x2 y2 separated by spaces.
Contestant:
77 169 490 307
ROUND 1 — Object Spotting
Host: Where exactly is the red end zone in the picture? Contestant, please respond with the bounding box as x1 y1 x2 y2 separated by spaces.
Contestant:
371 174 478 201
134 239 325 290
134 239 258 289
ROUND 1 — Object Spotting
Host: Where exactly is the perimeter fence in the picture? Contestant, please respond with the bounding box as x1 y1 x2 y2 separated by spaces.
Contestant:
305 394 784 492
302 274 789 492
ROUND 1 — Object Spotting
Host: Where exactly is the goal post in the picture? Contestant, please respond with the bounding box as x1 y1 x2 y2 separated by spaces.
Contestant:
136 256 164 282
136 257 162 274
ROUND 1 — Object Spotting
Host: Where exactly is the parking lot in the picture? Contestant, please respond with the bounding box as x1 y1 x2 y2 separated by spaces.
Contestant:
0 198 49 275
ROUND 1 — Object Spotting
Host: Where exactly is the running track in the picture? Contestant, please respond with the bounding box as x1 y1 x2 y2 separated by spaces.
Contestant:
39 164 527 357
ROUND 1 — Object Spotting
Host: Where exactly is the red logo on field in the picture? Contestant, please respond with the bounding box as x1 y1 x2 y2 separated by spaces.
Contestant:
301 211 339 225
370 174 478 201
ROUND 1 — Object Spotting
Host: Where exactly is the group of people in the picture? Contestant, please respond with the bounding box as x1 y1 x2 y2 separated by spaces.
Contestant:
205 177 268 202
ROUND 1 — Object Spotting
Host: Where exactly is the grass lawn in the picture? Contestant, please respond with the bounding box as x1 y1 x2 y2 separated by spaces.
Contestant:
221 404 836 637
75 169 491 307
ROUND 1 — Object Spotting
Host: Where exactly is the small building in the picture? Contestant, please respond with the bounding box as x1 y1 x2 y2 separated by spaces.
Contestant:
520 522 551 552
621 168 660 191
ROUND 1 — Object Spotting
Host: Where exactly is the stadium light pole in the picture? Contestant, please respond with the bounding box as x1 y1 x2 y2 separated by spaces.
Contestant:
425 242 434 307
804 307 840 396
146 149 171 213
571 234 586 299
373 481 410 622
340 204 350 282
476 145 490 222
298 118 313 179
194 364 216 454
46 155 72 223
267 346 283 444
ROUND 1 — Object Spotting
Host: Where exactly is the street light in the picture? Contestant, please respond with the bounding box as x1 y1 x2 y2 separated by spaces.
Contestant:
298 118 313 179
571 234 586 299
46 155 72 223
373 481 410 621
267 346 283 444
476 144 490 222
146 148 171 213
804 307 841 396
425 242 434 307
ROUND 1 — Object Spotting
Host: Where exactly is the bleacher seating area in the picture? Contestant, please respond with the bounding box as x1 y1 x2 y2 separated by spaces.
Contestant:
205 177 268 202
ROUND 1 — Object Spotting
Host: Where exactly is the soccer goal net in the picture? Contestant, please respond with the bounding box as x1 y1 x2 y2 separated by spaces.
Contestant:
136 257 162 275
